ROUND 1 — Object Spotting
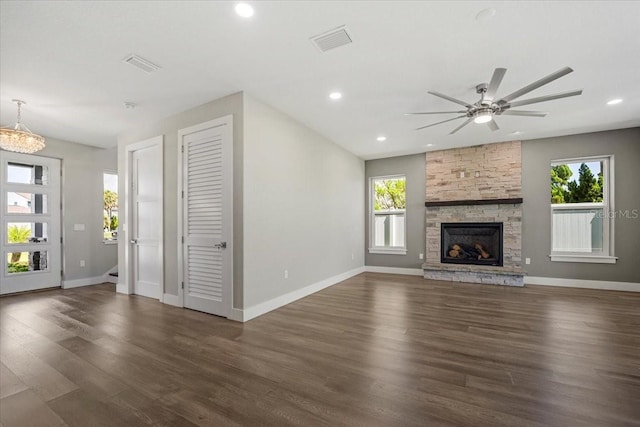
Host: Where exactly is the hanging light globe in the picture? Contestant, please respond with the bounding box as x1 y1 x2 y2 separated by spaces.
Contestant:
0 99 46 154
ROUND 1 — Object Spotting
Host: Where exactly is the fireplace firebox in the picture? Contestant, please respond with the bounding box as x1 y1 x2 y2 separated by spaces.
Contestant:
441 222 503 266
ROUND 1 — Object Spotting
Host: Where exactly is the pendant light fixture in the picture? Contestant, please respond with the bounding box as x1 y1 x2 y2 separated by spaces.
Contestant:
0 99 46 153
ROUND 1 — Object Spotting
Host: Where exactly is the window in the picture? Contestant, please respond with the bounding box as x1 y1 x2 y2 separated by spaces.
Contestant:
550 156 616 263
369 175 406 254
103 171 118 242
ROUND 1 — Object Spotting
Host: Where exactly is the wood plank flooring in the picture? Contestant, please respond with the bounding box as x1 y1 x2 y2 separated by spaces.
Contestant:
1 273 639 426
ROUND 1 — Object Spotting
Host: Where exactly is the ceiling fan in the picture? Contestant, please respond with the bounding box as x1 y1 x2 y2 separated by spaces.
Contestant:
407 67 583 134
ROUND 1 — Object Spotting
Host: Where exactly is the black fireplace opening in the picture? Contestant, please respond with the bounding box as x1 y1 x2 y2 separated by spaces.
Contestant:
441 222 503 266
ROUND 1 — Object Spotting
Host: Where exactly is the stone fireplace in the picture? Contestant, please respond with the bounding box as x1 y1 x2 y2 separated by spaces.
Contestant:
423 141 525 286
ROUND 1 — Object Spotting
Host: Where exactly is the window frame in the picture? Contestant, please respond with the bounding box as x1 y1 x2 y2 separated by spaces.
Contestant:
549 155 616 264
103 170 118 244
368 174 407 255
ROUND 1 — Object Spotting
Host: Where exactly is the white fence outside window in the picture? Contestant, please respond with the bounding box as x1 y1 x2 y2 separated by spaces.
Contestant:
373 210 405 248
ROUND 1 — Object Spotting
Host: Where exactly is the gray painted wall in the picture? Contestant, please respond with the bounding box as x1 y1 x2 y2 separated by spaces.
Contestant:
38 138 117 281
365 153 426 269
117 92 244 305
522 127 640 283
243 95 364 308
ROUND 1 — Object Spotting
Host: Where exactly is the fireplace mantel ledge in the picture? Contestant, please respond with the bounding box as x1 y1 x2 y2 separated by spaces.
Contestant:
425 198 523 207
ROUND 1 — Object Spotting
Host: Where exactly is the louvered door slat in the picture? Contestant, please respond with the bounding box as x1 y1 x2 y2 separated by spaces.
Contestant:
186 246 222 301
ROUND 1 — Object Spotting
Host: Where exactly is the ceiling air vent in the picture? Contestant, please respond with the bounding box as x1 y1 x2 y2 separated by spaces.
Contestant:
310 26 353 53
122 54 161 73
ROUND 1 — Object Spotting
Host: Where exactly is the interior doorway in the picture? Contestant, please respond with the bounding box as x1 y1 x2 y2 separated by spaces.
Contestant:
122 136 163 300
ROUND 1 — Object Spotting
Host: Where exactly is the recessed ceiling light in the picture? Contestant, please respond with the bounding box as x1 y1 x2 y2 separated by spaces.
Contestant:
235 3 254 18
124 102 137 110
607 98 623 105
376 136 387 142
329 92 342 100
510 131 522 135
425 144 436 147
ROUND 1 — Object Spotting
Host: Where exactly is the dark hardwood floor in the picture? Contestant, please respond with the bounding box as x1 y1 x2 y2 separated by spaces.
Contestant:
1 273 639 426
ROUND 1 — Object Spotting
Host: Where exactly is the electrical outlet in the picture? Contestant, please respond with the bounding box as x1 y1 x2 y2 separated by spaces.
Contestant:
525 258 531 265
351 253 355 260
459 171 465 178
80 260 85 267
284 269 288 279
419 253 424 260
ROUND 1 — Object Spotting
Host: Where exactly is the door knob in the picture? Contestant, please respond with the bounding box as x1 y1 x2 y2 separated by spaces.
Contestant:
130 239 138 244
214 241 227 249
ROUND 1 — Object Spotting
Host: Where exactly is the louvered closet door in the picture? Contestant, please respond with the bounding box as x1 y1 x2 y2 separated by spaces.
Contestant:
181 117 232 317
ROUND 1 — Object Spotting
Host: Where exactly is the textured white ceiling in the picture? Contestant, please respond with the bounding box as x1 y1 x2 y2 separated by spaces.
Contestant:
1 1 639 159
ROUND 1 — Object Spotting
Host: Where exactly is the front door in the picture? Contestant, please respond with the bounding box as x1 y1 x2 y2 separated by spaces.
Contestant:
131 143 162 300
0 152 61 294
180 116 233 317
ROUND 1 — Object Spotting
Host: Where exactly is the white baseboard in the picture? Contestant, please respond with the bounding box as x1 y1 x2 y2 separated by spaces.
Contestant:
62 264 120 289
228 308 244 322
237 266 365 322
116 282 129 294
365 266 424 276
525 276 640 292
162 293 183 307
62 276 107 289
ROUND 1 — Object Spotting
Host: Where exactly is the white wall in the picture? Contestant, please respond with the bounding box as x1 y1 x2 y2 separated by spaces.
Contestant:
242 95 365 309
37 138 118 282
116 91 365 316
117 92 244 303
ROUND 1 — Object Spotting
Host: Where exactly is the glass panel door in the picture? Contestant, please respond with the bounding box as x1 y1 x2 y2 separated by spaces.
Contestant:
1 152 61 294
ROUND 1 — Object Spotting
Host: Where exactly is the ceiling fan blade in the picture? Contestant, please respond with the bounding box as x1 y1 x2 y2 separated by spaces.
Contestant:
428 91 474 108
405 111 467 115
498 66 574 104
449 118 473 134
487 119 499 131
504 89 583 108
416 115 467 131
500 110 548 117
485 68 507 100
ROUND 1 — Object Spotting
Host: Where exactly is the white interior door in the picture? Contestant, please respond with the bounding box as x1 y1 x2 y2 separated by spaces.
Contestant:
131 143 162 300
1 152 61 294
180 116 232 317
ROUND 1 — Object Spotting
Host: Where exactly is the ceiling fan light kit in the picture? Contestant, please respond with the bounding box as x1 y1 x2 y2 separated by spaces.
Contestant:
409 67 583 134
473 110 493 124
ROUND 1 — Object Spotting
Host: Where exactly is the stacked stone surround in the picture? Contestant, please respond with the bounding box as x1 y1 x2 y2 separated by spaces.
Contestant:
426 141 522 201
423 141 525 286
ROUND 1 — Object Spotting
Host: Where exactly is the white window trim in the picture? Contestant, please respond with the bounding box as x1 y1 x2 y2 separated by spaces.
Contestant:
549 155 615 264
369 248 407 255
368 174 407 255
549 254 618 264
